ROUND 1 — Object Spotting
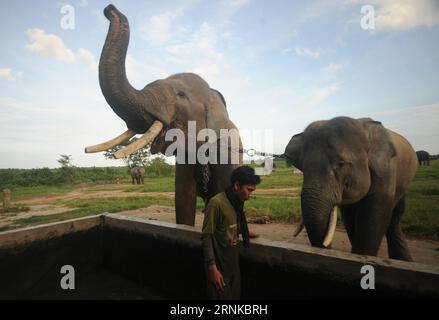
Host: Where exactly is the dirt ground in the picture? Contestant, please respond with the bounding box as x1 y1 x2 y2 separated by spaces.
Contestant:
3 186 439 266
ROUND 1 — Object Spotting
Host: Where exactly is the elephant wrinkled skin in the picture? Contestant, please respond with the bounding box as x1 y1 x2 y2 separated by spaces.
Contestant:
284 117 418 261
85 5 241 225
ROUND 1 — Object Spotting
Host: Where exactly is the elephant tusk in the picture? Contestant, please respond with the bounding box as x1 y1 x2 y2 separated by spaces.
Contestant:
293 218 305 237
113 121 164 159
323 207 338 248
85 130 136 153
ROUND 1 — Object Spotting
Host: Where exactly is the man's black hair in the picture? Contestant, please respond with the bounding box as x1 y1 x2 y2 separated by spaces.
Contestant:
230 165 261 186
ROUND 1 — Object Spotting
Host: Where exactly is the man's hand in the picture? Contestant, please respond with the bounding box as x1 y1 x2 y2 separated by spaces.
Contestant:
209 264 225 293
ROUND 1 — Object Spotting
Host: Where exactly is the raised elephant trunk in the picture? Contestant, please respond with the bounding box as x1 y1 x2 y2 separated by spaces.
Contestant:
300 187 337 248
85 5 164 156
100 5 150 133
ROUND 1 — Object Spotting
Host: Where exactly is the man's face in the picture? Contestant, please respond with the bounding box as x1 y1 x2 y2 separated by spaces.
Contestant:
234 183 256 202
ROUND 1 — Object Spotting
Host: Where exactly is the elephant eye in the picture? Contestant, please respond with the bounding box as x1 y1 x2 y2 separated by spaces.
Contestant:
177 90 187 98
336 160 352 169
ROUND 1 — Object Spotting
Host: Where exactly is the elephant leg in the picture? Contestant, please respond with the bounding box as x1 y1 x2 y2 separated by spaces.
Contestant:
386 197 413 261
175 164 197 226
340 204 357 247
352 195 393 256
207 164 237 204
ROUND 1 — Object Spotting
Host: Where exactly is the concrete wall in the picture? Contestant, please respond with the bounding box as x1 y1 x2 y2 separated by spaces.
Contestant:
104 214 439 299
1 214 438 299
0 216 103 299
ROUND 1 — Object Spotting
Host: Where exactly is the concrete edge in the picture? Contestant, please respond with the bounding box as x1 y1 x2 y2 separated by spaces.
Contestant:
0 214 104 249
104 214 439 296
105 213 439 275
250 237 439 274
105 213 201 247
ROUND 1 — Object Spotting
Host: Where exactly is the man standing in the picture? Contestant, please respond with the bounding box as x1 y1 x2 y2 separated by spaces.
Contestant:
201 166 261 300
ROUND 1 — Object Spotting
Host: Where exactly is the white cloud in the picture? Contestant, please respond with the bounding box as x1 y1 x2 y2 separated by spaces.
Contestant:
303 0 439 31
25 28 98 73
294 47 321 59
164 21 228 83
78 48 98 73
166 22 223 61
322 63 343 74
310 83 339 104
26 28 76 63
143 12 178 44
78 0 88 7
0 68 23 81
372 0 439 30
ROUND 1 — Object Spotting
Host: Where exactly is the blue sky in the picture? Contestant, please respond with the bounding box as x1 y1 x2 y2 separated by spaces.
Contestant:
1 0 438 168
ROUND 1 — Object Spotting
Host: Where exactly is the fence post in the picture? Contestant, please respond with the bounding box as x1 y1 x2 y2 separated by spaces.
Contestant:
3 189 11 210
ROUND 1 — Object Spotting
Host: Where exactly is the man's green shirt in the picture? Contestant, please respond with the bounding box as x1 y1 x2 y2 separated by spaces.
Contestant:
201 192 240 276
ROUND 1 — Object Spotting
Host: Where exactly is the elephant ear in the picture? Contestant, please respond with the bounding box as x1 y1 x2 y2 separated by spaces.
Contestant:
211 89 227 109
358 118 397 178
284 133 304 171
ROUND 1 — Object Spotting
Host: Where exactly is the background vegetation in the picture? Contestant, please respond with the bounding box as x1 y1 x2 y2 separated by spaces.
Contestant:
0 159 438 240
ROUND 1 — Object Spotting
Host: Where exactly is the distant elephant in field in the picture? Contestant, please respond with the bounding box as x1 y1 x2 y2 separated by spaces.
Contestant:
284 117 417 261
130 167 145 184
416 150 430 166
84 5 242 225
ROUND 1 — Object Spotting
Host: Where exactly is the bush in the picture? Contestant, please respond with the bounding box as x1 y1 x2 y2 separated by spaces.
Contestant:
146 157 173 177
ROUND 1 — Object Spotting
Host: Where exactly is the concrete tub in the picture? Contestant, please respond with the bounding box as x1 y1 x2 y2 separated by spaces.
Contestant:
0 214 438 299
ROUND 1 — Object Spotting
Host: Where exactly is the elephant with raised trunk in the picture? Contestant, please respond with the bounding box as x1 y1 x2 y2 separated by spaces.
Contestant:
85 5 242 225
130 167 145 184
284 117 417 261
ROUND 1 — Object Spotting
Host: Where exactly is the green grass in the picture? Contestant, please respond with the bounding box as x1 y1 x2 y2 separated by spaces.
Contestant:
0 196 175 232
0 185 76 202
1 160 438 240
258 167 303 189
402 160 439 239
246 196 301 222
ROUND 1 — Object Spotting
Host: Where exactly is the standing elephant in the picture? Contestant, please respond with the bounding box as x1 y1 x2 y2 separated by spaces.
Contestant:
84 5 241 226
284 117 417 261
416 150 430 166
130 166 145 184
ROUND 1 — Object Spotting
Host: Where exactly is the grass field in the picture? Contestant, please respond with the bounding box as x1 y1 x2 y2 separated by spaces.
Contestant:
1 160 438 239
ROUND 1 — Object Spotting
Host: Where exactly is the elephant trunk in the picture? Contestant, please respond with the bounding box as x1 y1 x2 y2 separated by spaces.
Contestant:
99 4 155 133
301 187 337 248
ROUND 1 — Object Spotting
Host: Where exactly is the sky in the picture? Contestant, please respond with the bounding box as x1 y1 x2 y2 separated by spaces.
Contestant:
0 0 438 168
